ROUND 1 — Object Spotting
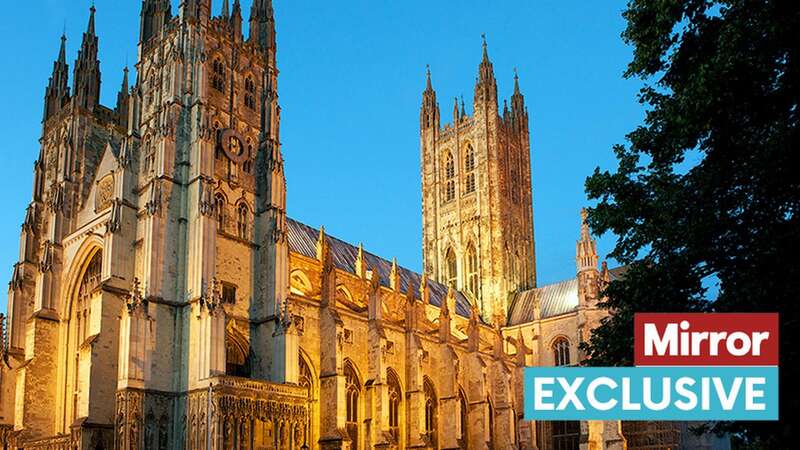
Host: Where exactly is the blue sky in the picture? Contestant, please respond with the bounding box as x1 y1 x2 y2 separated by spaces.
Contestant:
0 1 644 310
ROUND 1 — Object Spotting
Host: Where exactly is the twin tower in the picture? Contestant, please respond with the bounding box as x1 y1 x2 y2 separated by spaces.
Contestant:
421 39 536 322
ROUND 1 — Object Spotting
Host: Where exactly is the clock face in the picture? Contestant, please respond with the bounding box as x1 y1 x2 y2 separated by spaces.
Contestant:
229 136 243 156
219 128 248 163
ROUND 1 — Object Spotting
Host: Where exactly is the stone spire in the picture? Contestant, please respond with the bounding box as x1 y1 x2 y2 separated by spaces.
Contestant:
87 3 96 35
231 0 243 40
510 68 527 128
390 257 400 291
576 208 598 273
577 208 600 306
221 0 230 18
420 65 439 130
425 64 433 92
73 5 101 110
115 66 130 128
249 0 276 59
474 34 497 105
43 33 70 121
315 225 327 262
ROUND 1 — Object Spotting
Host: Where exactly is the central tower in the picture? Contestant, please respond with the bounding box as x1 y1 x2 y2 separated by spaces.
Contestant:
420 40 536 321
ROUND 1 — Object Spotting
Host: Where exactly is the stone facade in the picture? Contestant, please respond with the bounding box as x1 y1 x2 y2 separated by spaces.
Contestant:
420 45 535 323
0 1 730 450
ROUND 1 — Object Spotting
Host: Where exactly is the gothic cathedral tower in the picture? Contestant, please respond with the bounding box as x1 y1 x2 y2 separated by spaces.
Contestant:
2 1 300 447
420 39 536 322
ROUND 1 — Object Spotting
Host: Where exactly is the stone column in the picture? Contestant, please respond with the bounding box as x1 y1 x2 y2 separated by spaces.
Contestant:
466 307 489 450
437 345 459 450
366 274 390 450
317 240 350 450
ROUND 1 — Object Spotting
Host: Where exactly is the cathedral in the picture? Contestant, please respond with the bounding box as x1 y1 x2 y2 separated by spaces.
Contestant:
0 1 728 450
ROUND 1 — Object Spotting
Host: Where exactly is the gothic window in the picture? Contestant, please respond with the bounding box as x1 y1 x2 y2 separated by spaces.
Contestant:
458 389 469 449
553 337 571 366
244 76 257 110
215 193 226 228
225 330 250 377
237 203 249 239
622 421 681 450
344 362 361 449
465 243 479 299
214 122 224 160
211 57 226 92
69 250 103 421
444 152 456 202
464 144 476 194
424 378 438 447
143 138 155 175
387 369 402 442
146 70 156 108
445 248 457 288
290 270 312 296
243 138 254 174
551 420 580 450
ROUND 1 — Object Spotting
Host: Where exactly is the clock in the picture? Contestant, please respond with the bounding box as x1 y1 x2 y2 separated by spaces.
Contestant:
218 128 249 163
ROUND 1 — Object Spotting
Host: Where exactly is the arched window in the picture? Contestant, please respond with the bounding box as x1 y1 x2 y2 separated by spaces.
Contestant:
458 389 469 449
344 362 361 449
465 243 479 299
445 248 457 288
244 76 257 110
211 57 226 92
215 194 226 229
237 203 249 239
225 330 250 377
243 138 254 174
553 337 571 366
290 270 312 296
444 152 456 202
424 378 438 447
387 369 402 442
68 249 103 422
464 145 476 194
143 137 155 175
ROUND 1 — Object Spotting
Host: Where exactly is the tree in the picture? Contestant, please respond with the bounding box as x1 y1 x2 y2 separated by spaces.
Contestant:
581 0 799 447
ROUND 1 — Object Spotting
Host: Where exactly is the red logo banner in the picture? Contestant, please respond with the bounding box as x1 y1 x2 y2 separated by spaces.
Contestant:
634 313 779 366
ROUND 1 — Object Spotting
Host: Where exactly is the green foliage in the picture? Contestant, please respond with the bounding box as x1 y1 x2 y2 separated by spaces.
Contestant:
581 0 799 445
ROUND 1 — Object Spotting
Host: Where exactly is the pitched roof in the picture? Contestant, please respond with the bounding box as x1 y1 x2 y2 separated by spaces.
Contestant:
286 218 474 318
507 267 626 326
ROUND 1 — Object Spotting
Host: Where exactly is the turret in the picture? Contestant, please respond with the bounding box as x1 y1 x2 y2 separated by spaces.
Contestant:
231 0 243 41
115 67 130 129
221 0 230 19
474 35 498 109
576 208 598 272
510 69 528 132
420 66 439 130
576 208 600 305
43 34 70 122
249 0 276 62
72 5 101 111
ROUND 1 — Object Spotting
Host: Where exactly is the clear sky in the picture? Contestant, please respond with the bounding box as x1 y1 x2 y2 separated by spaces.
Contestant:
0 1 644 310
